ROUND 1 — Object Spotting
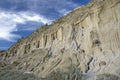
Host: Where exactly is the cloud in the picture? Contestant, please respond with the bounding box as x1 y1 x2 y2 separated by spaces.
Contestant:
0 0 79 43
0 0 78 19
0 22 20 41
0 0 78 42
58 9 71 16
0 10 51 42
27 0 78 17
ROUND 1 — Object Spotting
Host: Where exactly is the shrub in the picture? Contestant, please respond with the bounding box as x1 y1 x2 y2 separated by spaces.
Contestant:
0 70 39 80
0 66 85 80
44 66 85 80
96 73 120 80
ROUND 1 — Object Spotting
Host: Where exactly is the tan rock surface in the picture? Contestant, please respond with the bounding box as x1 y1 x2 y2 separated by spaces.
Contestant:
1 0 120 78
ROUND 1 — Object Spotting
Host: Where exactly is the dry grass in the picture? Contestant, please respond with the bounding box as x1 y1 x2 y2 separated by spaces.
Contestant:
96 73 120 80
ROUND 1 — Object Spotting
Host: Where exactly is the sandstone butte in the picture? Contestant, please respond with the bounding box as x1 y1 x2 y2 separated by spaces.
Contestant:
0 0 120 79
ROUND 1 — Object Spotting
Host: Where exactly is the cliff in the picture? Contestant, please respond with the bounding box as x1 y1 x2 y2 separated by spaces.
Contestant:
0 0 120 79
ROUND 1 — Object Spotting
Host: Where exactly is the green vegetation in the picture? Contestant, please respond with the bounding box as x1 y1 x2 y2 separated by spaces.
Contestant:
0 70 39 80
0 69 120 80
0 66 85 80
44 67 84 80
96 73 120 80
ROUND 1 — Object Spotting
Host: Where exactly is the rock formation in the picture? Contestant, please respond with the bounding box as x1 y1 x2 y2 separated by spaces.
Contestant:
0 0 120 79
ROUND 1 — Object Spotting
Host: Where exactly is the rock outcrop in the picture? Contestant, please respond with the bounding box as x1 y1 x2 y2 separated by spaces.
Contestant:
0 0 120 79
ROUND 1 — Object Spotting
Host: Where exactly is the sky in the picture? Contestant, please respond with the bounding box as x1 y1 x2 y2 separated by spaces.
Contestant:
0 0 91 50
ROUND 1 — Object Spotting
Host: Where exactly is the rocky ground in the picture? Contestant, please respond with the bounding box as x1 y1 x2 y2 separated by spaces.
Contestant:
0 0 120 80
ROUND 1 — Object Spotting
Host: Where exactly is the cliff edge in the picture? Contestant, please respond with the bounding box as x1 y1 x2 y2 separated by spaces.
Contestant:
0 0 120 79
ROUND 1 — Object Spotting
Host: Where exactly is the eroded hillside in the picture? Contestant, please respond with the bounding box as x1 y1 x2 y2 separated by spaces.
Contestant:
0 0 120 79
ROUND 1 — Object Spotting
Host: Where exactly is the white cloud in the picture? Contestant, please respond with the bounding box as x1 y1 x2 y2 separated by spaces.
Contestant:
26 0 78 16
0 0 79 43
0 11 51 42
0 22 20 41
58 9 71 16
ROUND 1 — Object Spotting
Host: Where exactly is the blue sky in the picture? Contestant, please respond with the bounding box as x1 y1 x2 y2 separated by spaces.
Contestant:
0 0 91 50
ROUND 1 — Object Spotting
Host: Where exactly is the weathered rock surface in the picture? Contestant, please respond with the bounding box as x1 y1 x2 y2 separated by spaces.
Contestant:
0 0 120 79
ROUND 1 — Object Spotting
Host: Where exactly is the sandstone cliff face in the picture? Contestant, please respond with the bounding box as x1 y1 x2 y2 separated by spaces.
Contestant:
1 0 120 78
